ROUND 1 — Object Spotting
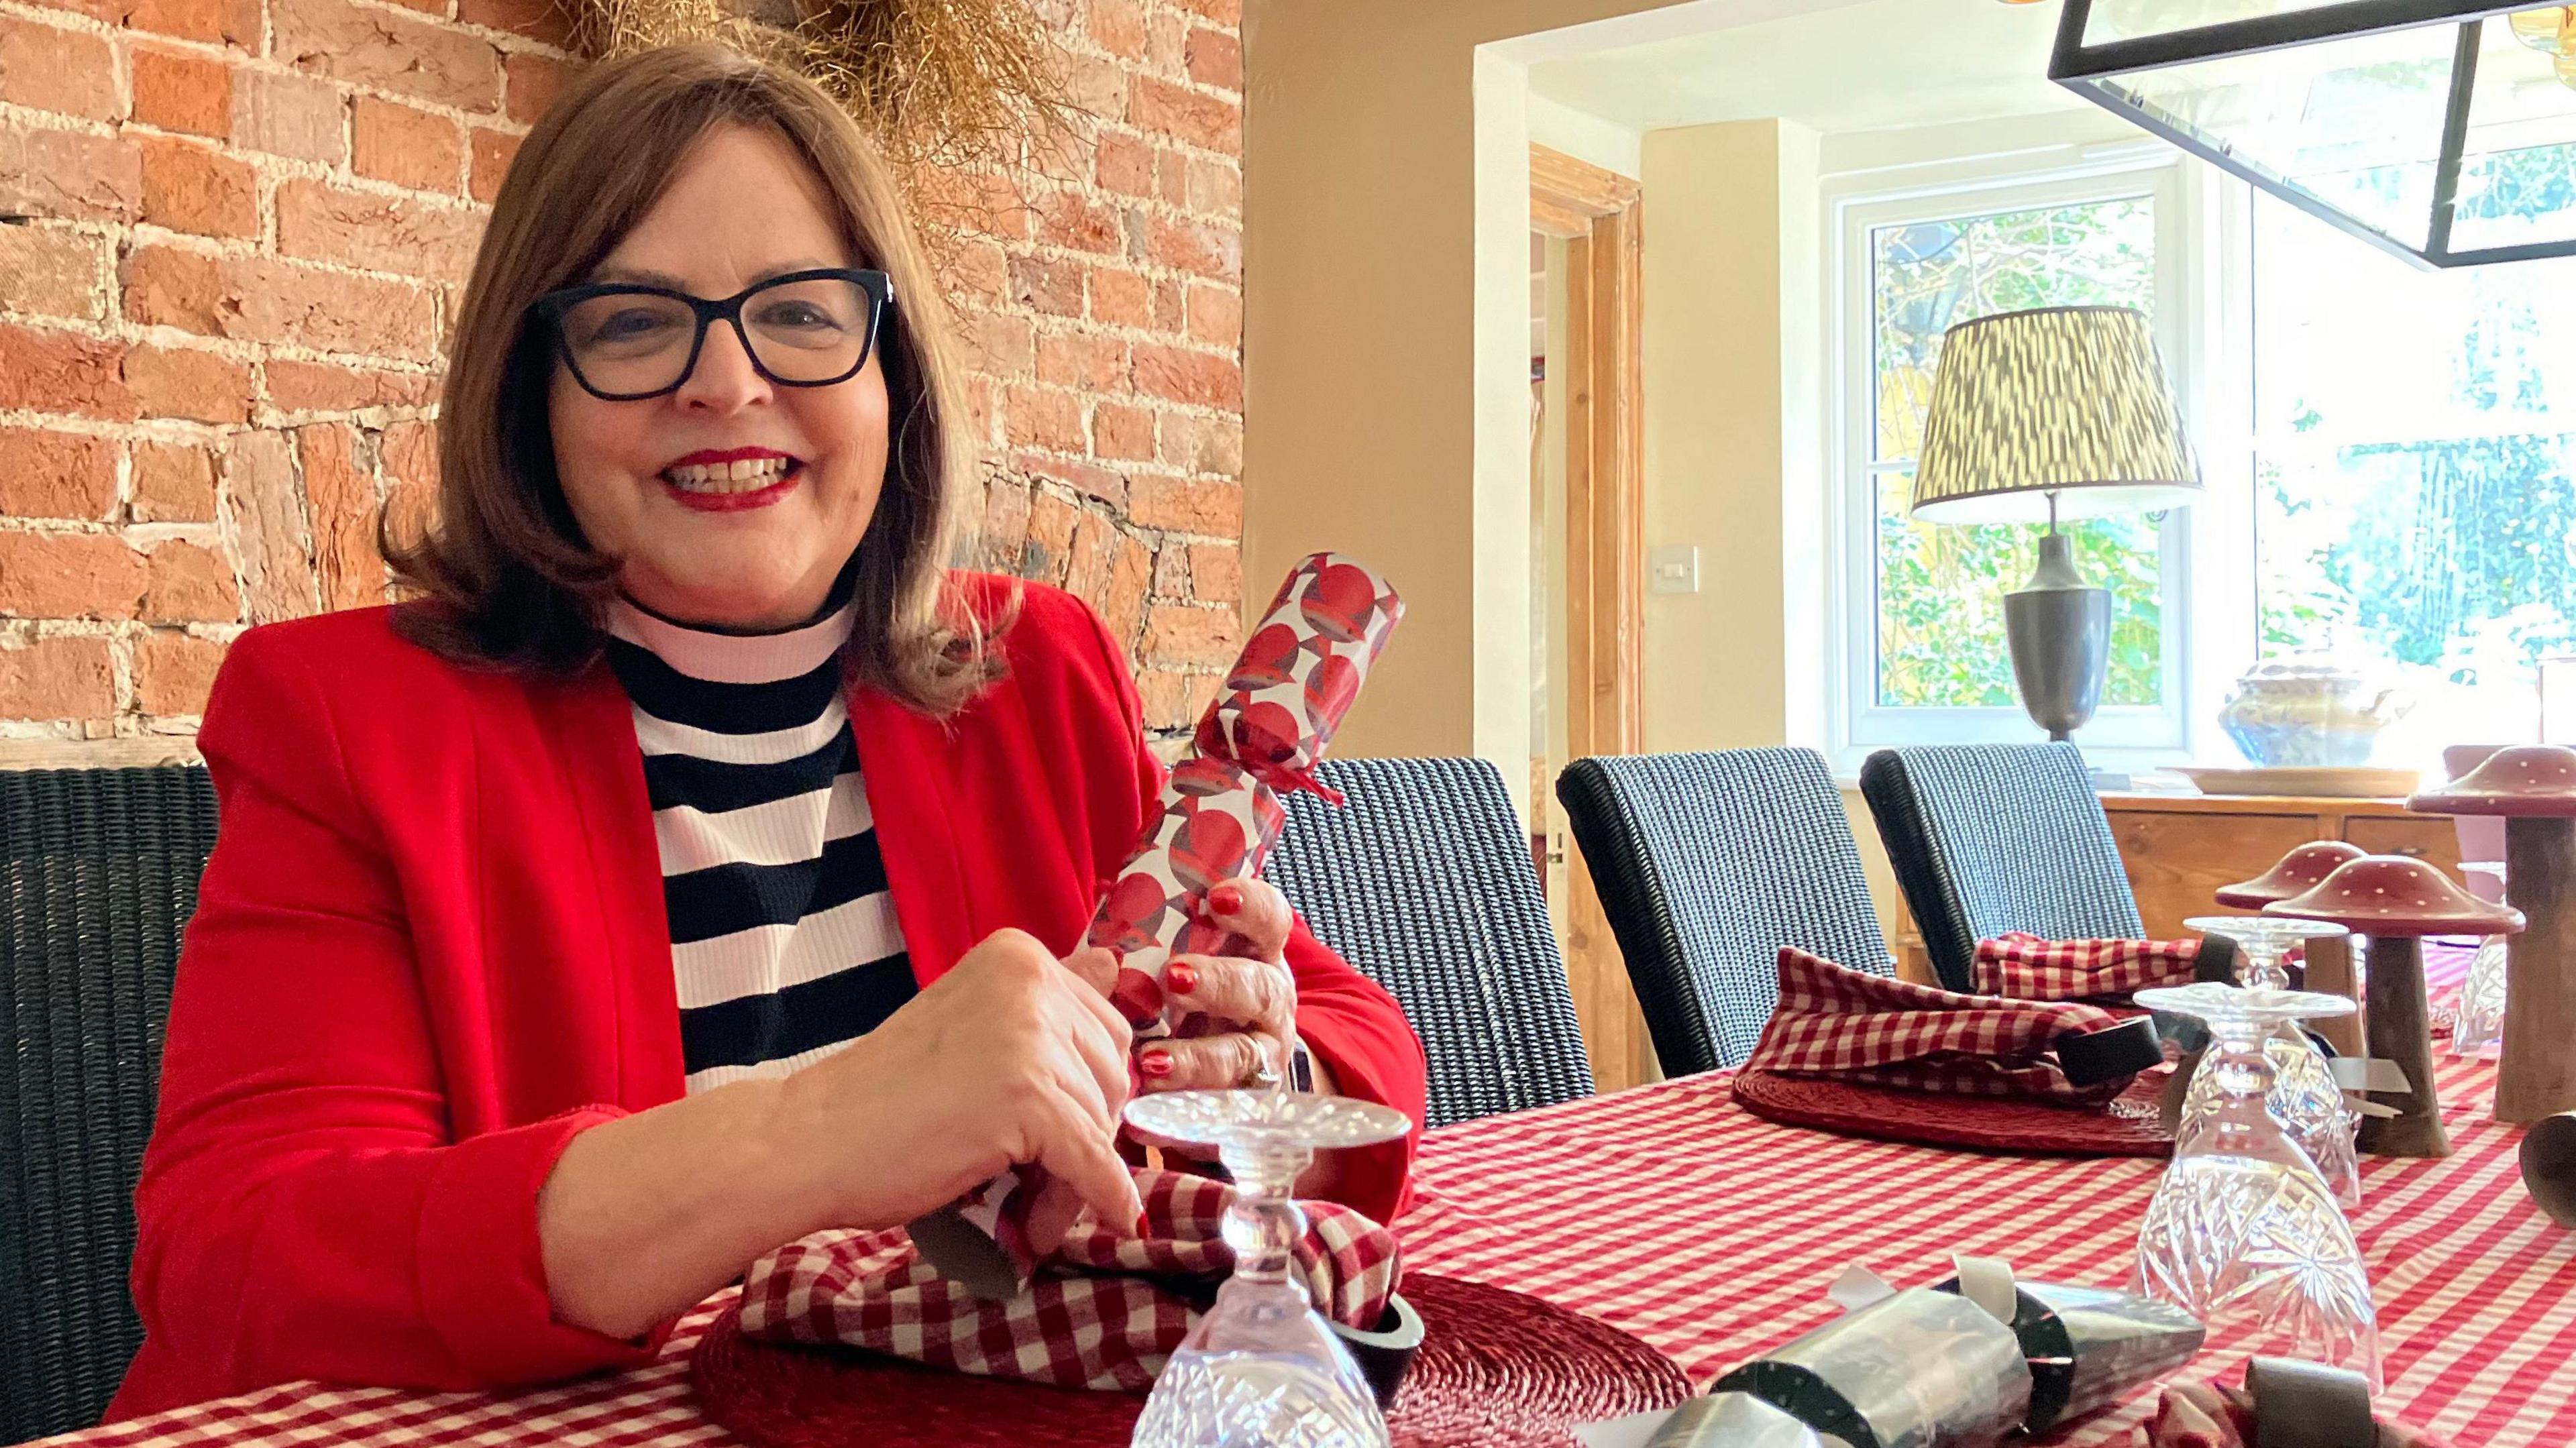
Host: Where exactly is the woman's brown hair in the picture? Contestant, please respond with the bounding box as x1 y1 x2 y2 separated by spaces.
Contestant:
386 43 996 714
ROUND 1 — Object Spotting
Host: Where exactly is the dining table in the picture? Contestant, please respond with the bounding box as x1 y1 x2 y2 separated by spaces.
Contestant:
36 1045 2573 1448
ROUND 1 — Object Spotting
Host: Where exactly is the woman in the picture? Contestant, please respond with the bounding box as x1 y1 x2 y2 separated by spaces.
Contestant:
111 44 1426 1420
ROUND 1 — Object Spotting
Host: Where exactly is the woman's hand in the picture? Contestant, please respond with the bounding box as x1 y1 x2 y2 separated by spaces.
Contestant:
787 927 1144 1237
1136 878 1299 1092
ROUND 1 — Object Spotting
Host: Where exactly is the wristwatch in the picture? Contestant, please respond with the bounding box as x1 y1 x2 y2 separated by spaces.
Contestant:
1289 1038 1314 1093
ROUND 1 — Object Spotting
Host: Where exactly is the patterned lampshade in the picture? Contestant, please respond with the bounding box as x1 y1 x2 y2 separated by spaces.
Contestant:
1909 304 2202 525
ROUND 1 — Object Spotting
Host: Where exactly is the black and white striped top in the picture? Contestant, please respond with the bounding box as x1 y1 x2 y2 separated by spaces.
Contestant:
604 596 918 1094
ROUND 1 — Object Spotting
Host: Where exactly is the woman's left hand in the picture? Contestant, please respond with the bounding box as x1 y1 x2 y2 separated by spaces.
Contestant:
1135 877 1306 1093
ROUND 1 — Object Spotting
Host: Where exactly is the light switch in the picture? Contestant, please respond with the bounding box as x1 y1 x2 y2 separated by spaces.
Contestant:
1648 545 1699 595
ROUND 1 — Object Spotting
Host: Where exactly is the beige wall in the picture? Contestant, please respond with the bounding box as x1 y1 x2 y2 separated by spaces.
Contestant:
1240 0 1843 810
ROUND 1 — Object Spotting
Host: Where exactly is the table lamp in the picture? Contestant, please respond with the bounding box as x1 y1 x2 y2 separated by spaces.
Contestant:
1909 304 2202 744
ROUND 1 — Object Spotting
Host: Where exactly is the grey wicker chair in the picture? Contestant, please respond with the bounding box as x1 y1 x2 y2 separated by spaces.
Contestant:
1265 757 1593 1127
2 766 217 1443
1555 748 1894 1076
1858 743 2143 993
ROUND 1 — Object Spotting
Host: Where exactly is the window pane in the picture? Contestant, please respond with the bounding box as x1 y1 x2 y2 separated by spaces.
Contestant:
2253 196 2576 759
1869 195 2165 710
1876 471 2168 709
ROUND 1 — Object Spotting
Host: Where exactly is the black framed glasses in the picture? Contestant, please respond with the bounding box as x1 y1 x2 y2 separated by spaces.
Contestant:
531 268 894 401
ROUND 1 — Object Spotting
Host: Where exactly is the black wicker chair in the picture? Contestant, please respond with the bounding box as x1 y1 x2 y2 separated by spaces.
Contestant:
1858 743 2143 994
1555 748 1893 1076
1265 757 1592 1127
1 766 217 1443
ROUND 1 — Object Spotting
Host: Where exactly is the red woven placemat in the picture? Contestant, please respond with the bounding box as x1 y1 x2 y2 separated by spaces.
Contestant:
688 1272 1690 1448
1731 1068 2174 1157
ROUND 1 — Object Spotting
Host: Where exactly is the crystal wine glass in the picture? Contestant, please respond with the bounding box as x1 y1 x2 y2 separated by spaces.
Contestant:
2132 983 2382 1393
1126 1089 1412 1448
2452 861 2509 1059
2181 916 2363 1209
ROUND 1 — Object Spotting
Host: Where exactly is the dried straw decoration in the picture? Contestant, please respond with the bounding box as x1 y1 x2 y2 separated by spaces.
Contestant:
570 0 1080 270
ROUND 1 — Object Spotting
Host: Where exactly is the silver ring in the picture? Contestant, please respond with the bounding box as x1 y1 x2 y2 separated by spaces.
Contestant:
1245 1053 1283 1089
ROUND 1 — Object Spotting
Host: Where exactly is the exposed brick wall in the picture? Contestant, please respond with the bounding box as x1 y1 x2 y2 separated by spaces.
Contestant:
0 0 1243 744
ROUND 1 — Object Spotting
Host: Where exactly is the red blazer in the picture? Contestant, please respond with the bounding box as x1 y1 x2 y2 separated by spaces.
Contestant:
111 578 1427 1421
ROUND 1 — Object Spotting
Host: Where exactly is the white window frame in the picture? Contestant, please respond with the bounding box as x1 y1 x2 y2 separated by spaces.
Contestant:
1823 155 2222 776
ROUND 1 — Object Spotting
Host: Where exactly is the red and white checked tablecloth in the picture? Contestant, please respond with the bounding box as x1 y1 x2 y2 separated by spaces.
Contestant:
38 1053 2571 1448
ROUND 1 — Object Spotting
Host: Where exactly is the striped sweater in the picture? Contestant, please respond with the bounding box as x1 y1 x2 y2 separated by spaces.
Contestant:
603 595 916 1093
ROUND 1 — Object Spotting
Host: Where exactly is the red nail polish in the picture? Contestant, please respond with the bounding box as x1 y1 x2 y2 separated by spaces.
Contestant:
1210 883 1244 914
1167 961 1199 995
1138 1048 1174 1078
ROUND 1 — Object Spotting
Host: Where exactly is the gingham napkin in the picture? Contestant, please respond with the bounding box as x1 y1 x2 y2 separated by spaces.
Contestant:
1743 948 2145 1105
1971 932 2204 1002
739 1167 1402 1391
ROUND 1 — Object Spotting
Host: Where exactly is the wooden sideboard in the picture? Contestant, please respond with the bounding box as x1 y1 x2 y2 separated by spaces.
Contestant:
1894 792 2462 980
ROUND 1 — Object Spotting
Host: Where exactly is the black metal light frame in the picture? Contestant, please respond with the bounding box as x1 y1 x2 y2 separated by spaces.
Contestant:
2049 0 2574 269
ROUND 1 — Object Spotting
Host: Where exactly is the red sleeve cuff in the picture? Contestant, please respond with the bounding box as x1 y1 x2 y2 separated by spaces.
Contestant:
415 1106 672 1384
1297 1025 1420 1225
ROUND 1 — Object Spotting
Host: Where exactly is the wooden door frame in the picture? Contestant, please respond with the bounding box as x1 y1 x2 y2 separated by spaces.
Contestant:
1532 144 1652 1091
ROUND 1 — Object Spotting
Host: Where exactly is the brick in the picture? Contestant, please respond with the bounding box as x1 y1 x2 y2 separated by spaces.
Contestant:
459 0 574 46
1185 156 1240 218
354 97 462 192
19 0 123 23
1185 282 1240 350
298 423 385 609
970 313 1034 379
1018 453 1126 508
127 247 441 359
124 0 261 48
1146 216 1240 280
133 629 224 714
1091 401 1155 462
0 127 142 223
0 325 134 420
233 68 345 164
1132 77 1236 153
1145 9 1184 71
382 0 444 15
143 539 241 622
978 475 1030 569
1132 343 1240 409
1136 666 1201 732
1185 26 1240 91
0 226 107 321
0 530 144 618
1020 488 1077 585
277 180 482 282
1061 507 1117 612
132 47 233 137
0 17 121 122
131 439 218 521
1035 191 1122 255
911 165 1027 239
272 0 500 111
1036 331 1128 392
1156 148 1187 205
220 429 319 622
1161 410 1241 477
264 358 440 413
1143 602 1238 667
1087 0 1144 56
1102 530 1150 648
1094 133 1155 199
124 343 252 423
139 135 258 238
1152 540 1189 597
504 50 570 124
1152 277 1184 331
949 238 1008 307
1087 264 1151 328
0 634 115 718
469 125 520 203
1187 541 1240 603
1168 0 1238 24
0 428 117 519
378 418 436 491
1004 384 1085 454
1128 475 1240 534
1062 54 1126 124
1008 254 1085 318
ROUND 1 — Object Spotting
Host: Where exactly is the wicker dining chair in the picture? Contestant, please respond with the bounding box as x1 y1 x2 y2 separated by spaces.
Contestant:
1265 757 1593 1128
1 766 218 1444
1555 748 1894 1076
1858 742 2143 993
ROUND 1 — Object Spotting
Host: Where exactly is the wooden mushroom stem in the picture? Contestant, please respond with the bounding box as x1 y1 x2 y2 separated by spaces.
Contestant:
2302 937 2365 1059
2357 936 2451 1160
2501 816 2576 1125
